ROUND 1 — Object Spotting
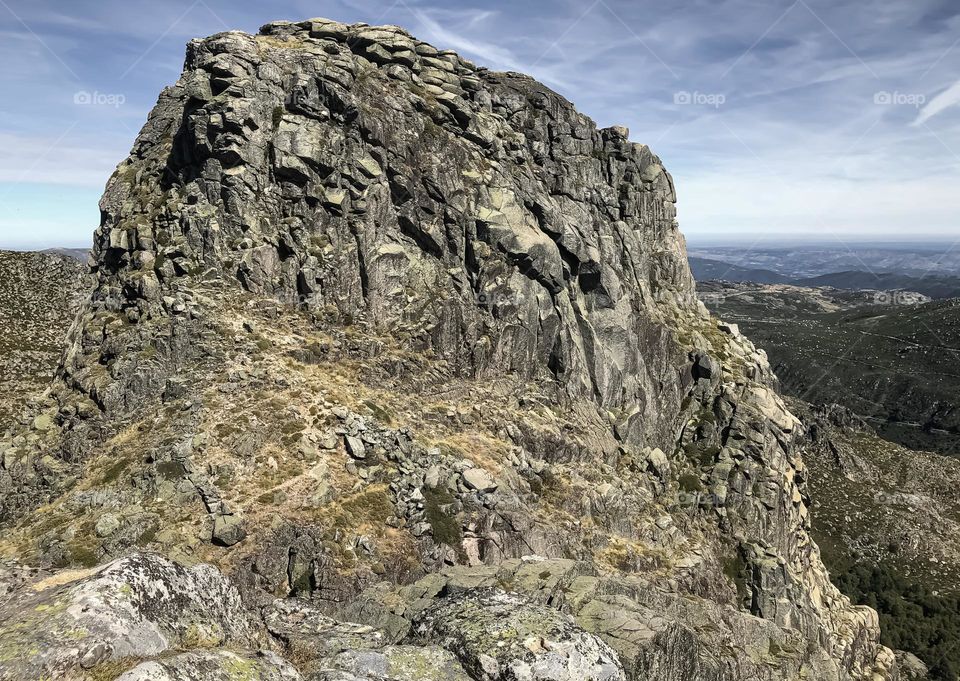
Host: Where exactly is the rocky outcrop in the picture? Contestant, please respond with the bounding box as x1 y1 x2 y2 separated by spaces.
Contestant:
0 553 256 679
0 16 896 681
412 589 624 681
61 18 691 444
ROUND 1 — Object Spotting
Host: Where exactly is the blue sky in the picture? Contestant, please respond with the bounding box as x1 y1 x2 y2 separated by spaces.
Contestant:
1 0 960 249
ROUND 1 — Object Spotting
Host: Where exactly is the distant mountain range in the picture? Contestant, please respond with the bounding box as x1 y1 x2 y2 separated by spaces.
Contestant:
688 256 792 284
800 271 960 299
690 256 960 299
688 243 960 279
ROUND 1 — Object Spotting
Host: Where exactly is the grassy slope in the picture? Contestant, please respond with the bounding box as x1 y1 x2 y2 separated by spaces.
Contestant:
800 417 960 680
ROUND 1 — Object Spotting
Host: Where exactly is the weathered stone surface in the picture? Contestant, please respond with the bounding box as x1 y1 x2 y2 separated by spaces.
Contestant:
264 598 389 664
320 645 472 680
212 512 246 546
115 650 302 680
461 467 497 493
0 553 254 679
412 589 625 681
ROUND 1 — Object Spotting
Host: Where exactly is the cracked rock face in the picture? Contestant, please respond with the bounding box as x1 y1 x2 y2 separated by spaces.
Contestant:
0 15 899 681
64 17 692 446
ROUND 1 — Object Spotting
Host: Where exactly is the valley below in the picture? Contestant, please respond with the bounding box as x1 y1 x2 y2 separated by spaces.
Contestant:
698 281 960 456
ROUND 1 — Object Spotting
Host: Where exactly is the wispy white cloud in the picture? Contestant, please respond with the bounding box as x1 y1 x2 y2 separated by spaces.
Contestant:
0 132 123 187
402 7 579 88
681 171 960 238
913 78 960 126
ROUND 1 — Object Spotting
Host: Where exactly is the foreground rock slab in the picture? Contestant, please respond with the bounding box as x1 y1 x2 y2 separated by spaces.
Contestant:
116 650 302 681
412 589 625 681
0 553 255 679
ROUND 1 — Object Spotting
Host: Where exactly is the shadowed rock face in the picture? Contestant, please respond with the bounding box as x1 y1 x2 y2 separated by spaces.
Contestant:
0 17 900 681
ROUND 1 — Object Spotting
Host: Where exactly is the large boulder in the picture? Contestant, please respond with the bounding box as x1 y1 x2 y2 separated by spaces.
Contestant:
0 553 255 679
264 598 390 666
412 589 625 681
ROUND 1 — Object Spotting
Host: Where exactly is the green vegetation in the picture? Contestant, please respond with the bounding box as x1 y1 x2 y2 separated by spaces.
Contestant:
678 472 702 492
722 550 749 605
683 441 721 467
100 457 133 484
702 285 960 455
333 486 394 528
363 399 395 425
423 485 465 560
136 520 160 546
834 562 960 680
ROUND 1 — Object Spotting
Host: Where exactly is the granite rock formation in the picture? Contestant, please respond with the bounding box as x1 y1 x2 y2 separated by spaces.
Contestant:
0 18 899 681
